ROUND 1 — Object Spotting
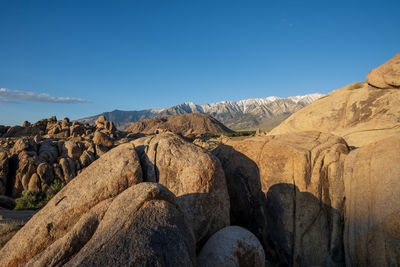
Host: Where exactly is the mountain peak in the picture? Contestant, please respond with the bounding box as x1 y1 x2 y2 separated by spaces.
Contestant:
78 93 323 131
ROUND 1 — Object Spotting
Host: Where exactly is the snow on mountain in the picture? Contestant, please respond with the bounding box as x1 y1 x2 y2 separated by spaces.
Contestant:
78 93 323 131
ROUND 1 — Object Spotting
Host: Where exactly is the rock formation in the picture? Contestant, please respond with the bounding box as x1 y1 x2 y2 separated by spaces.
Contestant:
213 131 349 266
343 135 400 267
366 52 400 89
269 52 400 147
127 113 233 137
132 132 230 247
0 142 143 266
197 226 265 267
0 115 131 198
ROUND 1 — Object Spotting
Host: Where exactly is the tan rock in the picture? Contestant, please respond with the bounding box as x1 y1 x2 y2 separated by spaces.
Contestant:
366 52 400 89
343 135 400 267
79 150 95 168
0 142 143 266
132 132 230 247
61 140 83 160
269 82 400 147
93 131 113 148
127 113 233 137
11 138 37 154
95 115 106 126
60 183 194 267
213 132 349 266
38 141 58 164
69 124 85 136
197 226 265 267
28 173 41 191
95 144 109 157
36 163 54 191
59 157 76 183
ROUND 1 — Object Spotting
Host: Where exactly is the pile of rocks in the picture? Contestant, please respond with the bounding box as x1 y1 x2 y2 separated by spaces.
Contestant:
0 115 128 198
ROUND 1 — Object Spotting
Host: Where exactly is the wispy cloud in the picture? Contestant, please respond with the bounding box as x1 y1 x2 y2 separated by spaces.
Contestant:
0 98 19 104
0 88 88 103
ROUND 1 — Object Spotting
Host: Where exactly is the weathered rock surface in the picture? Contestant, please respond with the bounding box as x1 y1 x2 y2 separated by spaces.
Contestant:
197 226 265 267
0 143 142 266
269 82 400 147
366 52 400 89
270 53 400 147
132 132 230 247
343 135 400 267
25 183 196 267
93 131 113 148
213 132 349 266
127 113 233 137
0 116 131 198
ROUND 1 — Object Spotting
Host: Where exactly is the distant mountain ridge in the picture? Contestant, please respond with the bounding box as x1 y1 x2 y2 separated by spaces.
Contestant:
78 93 323 131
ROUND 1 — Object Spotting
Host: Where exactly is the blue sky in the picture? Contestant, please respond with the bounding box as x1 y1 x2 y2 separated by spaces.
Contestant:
1 0 399 125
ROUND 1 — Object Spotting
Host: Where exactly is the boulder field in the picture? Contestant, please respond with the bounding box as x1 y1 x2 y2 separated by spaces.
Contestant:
0 52 399 266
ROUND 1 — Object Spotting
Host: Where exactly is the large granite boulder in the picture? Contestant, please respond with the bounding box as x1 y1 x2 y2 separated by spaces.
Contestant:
344 135 400 267
213 132 349 266
269 81 400 147
366 52 400 89
132 132 230 247
0 143 143 266
197 226 265 267
25 183 196 267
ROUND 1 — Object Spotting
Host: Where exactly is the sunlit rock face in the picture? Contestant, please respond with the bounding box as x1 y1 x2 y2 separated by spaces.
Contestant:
367 52 400 89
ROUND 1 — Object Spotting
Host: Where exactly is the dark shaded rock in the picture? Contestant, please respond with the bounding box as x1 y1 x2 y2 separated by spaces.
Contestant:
344 135 400 267
0 195 15 209
198 226 265 267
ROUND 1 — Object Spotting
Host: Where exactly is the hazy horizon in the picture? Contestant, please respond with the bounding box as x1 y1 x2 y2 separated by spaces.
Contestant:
1 0 399 125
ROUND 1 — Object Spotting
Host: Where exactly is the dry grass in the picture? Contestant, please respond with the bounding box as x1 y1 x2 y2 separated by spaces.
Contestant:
347 82 365 90
0 220 25 249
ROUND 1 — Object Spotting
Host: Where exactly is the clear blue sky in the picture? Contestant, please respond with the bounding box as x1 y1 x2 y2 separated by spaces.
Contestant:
1 0 399 125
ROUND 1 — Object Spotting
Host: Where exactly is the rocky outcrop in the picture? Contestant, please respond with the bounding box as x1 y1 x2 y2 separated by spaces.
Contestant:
270 82 400 147
127 113 233 137
132 132 230 247
270 52 400 147
366 52 400 89
24 183 196 267
0 143 143 266
0 116 132 198
197 226 265 267
213 132 349 266
343 135 400 267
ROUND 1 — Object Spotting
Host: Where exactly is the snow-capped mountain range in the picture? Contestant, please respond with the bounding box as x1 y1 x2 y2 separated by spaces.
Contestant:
78 93 323 131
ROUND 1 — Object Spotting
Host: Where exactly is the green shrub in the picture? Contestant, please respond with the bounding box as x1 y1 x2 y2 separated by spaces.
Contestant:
46 179 63 200
225 131 255 137
347 82 364 90
202 131 255 138
15 190 47 210
14 179 64 210
202 132 221 138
